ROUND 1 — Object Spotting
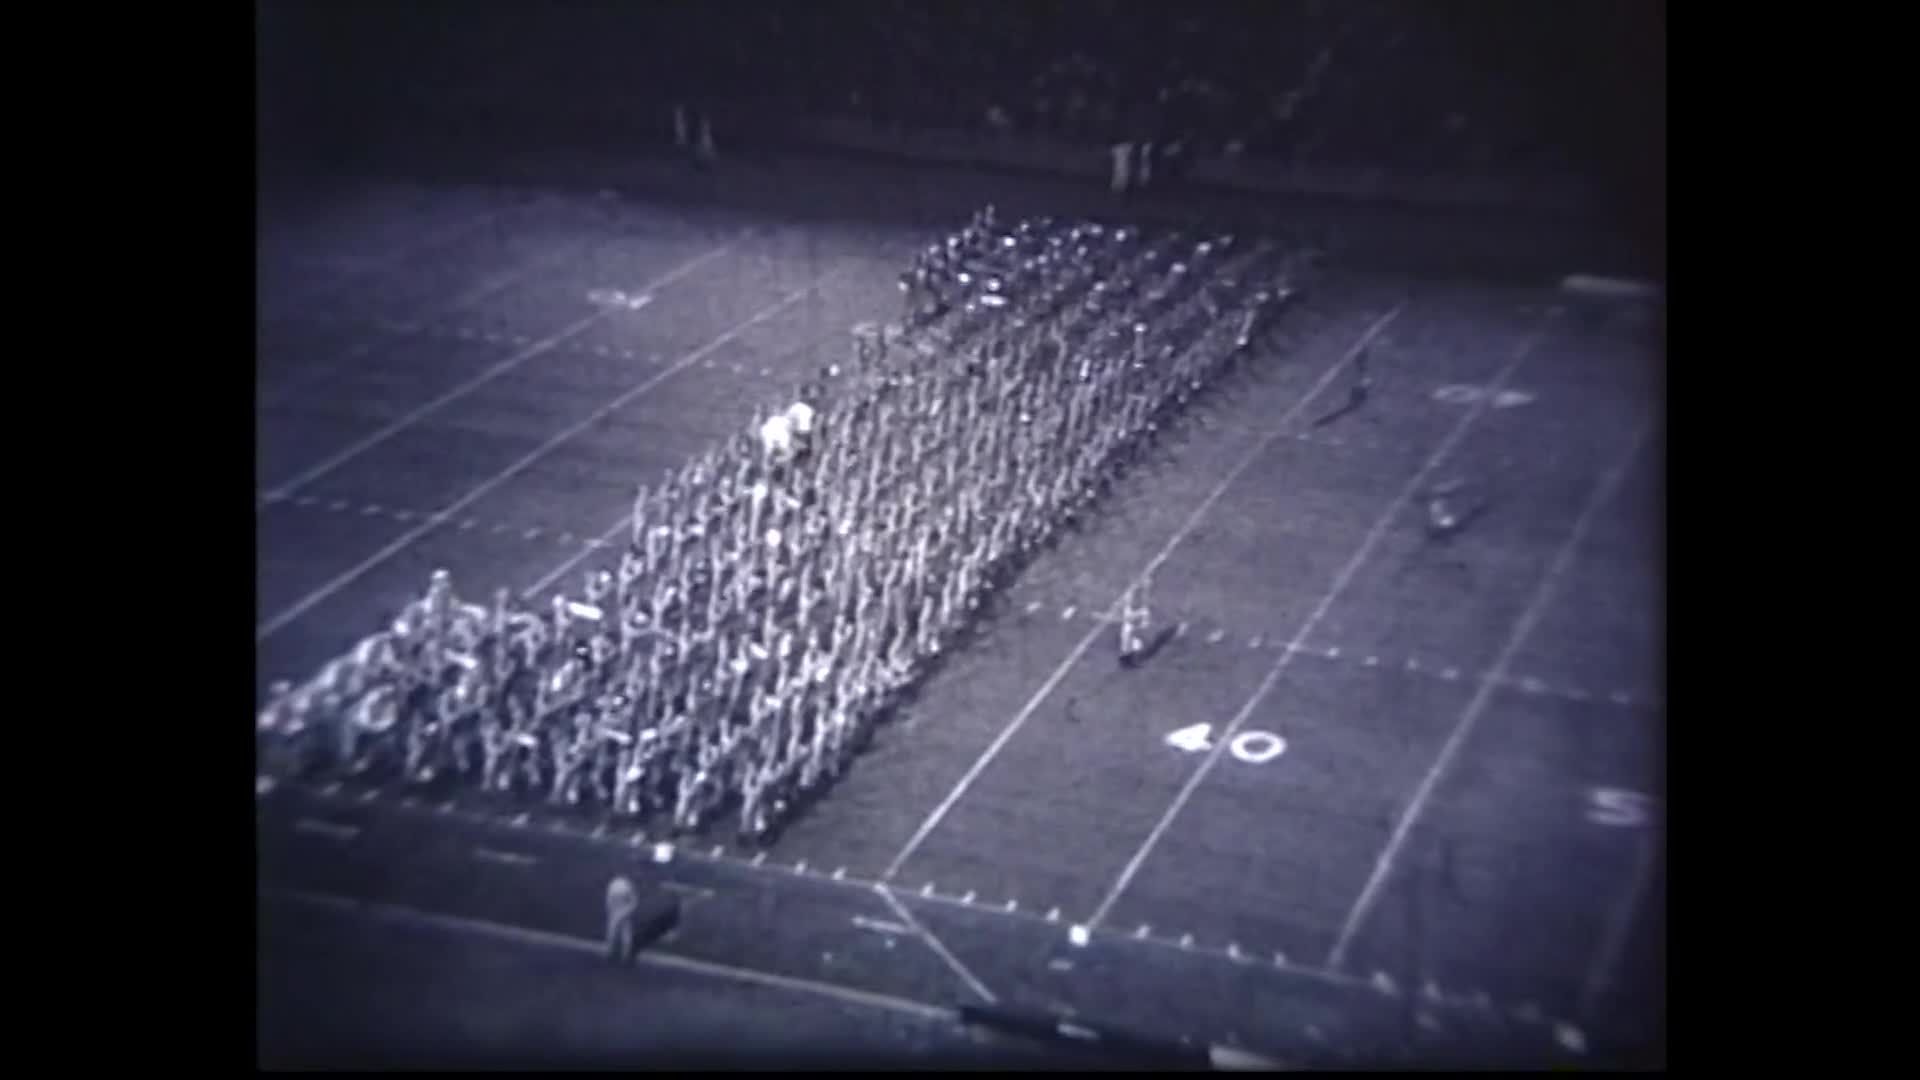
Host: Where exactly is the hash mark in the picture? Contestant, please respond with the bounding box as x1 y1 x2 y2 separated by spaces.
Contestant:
361 504 383 516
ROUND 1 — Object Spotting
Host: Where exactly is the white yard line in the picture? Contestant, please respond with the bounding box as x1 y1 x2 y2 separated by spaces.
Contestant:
259 242 735 504
257 236 595 413
1326 416 1653 971
260 886 955 1024
1087 316 1556 932
268 779 1563 1021
522 512 635 602
1579 830 1658 1019
258 198 529 323
874 884 999 1004
256 267 852 644
516 318 868 602
879 303 1406 884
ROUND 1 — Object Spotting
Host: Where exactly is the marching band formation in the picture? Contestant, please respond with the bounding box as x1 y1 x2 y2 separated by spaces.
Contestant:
257 207 1315 844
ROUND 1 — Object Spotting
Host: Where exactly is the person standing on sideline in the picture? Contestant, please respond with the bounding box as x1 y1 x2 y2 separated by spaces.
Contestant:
1109 140 1134 195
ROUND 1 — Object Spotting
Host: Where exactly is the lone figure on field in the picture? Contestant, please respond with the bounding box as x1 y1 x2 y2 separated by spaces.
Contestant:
606 875 640 964
1118 577 1152 668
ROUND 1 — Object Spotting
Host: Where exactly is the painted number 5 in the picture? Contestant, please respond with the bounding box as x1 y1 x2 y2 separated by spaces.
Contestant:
1163 723 1287 765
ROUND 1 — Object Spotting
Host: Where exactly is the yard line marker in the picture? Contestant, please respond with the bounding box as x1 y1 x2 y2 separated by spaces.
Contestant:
293 818 359 841
258 269 844 642
473 847 538 868
1328 417 1653 971
851 915 911 937
878 306 1405 884
1087 314 1554 932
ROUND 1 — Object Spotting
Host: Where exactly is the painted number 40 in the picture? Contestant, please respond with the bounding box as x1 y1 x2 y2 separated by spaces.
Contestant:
1164 723 1287 764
